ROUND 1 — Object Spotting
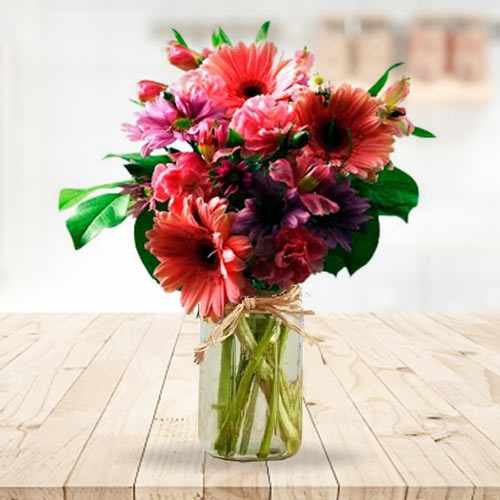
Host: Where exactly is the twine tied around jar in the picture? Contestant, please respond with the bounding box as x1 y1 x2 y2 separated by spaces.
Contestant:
194 286 323 363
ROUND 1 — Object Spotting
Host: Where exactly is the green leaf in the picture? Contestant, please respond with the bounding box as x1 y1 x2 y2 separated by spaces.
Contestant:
129 98 145 107
217 27 232 45
58 181 129 211
104 152 172 168
368 62 404 97
412 126 436 138
227 128 244 147
256 21 271 43
123 164 153 179
352 167 419 222
134 209 159 282
171 28 188 48
324 215 380 276
323 251 345 276
65 194 130 250
211 30 221 48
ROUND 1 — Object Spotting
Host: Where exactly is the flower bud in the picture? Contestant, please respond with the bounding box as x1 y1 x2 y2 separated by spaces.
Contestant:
137 80 167 103
166 42 202 71
289 130 309 149
384 77 411 109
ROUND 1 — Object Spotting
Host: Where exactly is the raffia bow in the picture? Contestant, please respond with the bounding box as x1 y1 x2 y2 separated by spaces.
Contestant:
194 285 322 363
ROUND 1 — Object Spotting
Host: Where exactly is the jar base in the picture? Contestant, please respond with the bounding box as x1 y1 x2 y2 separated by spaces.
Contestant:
205 446 300 462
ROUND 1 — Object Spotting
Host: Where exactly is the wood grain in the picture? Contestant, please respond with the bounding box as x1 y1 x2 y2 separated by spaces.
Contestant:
266 408 338 500
303 329 406 500
0 315 152 500
328 314 500 500
135 316 204 500
311 316 472 500
376 313 500 448
1 313 500 500
66 314 183 500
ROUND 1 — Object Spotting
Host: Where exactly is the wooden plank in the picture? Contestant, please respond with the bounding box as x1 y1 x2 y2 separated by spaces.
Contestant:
0 314 43 337
0 315 153 500
328 314 500 500
431 314 500 354
0 314 131 474
66 314 183 500
0 314 103 473
204 454 269 500
303 329 406 500
392 314 500 379
0 314 68 369
267 406 338 500
310 316 473 500
0 314 125 432
135 316 204 500
376 313 500 448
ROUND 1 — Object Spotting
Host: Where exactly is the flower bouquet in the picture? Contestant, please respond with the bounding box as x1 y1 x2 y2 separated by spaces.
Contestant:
58 22 434 461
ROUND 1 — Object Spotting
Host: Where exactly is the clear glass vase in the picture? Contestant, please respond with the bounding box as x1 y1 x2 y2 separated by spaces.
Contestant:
198 311 303 461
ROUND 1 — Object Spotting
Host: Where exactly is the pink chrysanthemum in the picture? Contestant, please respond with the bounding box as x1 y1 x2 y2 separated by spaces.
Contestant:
122 85 225 156
146 196 252 320
230 96 295 156
122 96 177 156
202 42 298 112
172 69 228 108
294 86 394 180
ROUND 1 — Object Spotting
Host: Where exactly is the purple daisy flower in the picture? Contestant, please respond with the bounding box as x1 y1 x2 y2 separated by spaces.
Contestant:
309 179 371 251
213 159 253 198
232 173 309 243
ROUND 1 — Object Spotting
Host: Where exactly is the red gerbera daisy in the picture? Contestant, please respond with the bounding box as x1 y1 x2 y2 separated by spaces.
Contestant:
146 197 252 320
202 42 298 112
294 86 394 180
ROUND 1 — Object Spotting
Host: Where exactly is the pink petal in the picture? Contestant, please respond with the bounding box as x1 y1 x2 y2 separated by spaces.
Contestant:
269 159 295 188
300 193 340 216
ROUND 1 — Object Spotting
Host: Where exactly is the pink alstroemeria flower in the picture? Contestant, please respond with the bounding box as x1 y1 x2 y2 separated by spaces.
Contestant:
166 41 203 71
380 77 415 137
137 80 167 103
269 153 339 216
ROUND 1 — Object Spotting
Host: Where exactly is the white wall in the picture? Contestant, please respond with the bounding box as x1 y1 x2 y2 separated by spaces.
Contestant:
1 0 499 313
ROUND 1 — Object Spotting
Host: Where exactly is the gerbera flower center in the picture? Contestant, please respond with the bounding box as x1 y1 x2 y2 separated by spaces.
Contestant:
239 80 268 99
319 120 351 152
198 240 219 269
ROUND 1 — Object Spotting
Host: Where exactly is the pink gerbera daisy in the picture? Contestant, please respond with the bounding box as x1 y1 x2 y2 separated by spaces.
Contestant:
202 42 298 112
146 196 252 320
294 86 394 180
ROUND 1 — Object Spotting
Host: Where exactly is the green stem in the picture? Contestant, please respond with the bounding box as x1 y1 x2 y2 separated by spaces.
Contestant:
258 335 280 458
239 374 259 455
214 317 277 455
214 335 235 456
237 317 300 453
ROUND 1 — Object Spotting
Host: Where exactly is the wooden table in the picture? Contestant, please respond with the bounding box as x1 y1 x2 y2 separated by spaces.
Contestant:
1 313 500 500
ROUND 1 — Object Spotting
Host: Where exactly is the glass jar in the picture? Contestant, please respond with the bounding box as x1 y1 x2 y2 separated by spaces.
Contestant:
198 311 303 461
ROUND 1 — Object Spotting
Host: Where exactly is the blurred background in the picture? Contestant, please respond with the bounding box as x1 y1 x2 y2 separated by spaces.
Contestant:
1 0 499 313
